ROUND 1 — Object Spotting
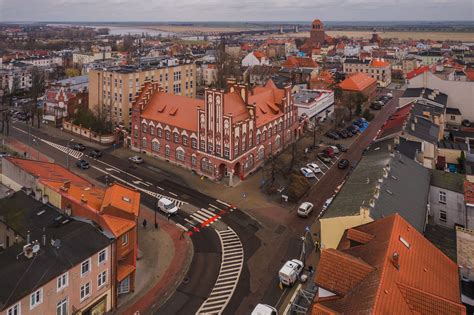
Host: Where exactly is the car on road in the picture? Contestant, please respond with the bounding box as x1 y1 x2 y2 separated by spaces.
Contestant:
88 149 102 158
338 159 350 169
322 196 334 211
251 304 278 315
75 159 90 169
72 143 86 151
336 144 348 152
0 151 10 158
300 167 316 178
158 197 179 215
279 259 304 287
370 102 382 110
318 152 332 163
306 162 322 174
297 202 314 217
129 155 144 164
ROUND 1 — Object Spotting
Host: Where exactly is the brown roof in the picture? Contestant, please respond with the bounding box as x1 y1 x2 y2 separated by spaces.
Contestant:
141 91 204 132
339 73 377 92
346 228 374 244
282 56 318 68
250 80 285 127
312 214 465 315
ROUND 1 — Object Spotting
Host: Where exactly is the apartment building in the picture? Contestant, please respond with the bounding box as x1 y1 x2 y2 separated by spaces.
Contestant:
1 158 140 306
88 59 196 127
343 58 392 87
0 190 113 315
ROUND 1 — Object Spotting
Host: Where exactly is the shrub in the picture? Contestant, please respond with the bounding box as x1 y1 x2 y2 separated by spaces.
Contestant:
363 108 375 121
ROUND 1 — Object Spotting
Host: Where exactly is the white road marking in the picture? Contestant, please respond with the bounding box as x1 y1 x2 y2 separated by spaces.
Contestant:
216 199 231 207
168 191 178 197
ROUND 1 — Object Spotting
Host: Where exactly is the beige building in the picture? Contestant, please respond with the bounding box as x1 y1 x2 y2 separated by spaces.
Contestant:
402 56 420 77
343 58 392 87
88 62 196 127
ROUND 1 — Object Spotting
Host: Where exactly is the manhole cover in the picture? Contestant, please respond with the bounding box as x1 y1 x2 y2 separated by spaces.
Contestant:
182 277 190 285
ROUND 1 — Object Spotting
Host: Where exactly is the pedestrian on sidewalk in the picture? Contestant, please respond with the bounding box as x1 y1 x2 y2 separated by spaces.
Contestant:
142 219 147 229
314 240 320 252
167 213 171 221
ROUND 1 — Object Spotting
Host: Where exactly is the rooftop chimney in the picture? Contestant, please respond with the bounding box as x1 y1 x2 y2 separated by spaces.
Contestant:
26 230 31 244
392 252 400 270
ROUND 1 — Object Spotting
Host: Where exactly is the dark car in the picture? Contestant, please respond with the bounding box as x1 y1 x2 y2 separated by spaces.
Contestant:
336 144 348 152
346 125 358 135
75 159 90 169
318 152 332 163
72 143 86 151
336 129 349 139
89 149 102 158
338 159 350 169
325 131 340 140
370 102 382 110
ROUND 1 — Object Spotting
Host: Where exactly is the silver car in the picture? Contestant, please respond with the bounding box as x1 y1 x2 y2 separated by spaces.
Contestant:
297 202 314 217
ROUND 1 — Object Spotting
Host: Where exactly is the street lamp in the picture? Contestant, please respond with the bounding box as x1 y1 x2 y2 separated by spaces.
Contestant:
154 196 158 229
32 139 40 161
66 138 74 169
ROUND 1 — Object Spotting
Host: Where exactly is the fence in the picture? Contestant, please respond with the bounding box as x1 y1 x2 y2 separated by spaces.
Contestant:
63 121 116 145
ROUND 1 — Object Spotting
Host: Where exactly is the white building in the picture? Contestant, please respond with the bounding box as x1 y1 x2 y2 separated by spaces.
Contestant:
293 89 335 121
241 51 269 67
73 51 112 66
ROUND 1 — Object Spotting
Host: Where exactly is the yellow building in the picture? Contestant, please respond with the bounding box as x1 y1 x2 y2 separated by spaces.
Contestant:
88 61 196 127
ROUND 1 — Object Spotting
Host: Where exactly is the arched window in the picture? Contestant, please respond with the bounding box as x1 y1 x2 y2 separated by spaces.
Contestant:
275 135 281 148
257 147 264 161
142 123 147 133
157 128 162 138
173 132 179 143
176 148 185 161
152 140 160 152
165 130 170 140
182 136 188 146
142 138 147 149
165 145 170 157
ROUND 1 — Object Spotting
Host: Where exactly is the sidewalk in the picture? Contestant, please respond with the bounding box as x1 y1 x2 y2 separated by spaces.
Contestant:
116 205 193 315
1 136 53 162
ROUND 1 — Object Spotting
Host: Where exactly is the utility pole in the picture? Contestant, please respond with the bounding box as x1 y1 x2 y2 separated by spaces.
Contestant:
66 138 74 169
32 139 40 160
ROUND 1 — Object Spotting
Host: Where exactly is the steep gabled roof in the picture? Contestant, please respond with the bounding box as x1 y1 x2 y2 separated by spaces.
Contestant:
339 73 377 92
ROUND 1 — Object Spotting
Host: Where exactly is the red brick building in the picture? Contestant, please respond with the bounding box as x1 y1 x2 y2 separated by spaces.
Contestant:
300 19 333 54
131 80 300 182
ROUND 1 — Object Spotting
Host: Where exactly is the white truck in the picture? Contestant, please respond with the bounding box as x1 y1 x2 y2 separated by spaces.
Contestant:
157 197 179 215
278 259 304 287
251 304 278 315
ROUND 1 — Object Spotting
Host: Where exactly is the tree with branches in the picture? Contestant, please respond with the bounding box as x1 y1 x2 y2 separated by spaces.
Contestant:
29 67 45 128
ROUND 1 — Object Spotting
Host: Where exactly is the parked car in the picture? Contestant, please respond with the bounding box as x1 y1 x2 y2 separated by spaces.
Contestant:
336 144 348 152
129 155 144 164
329 145 340 154
72 143 86 151
75 159 90 169
325 131 340 140
88 149 102 158
462 119 471 127
297 202 314 217
278 259 304 287
300 167 316 178
322 196 334 211
0 151 10 158
323 147 335 158
251 304 278 315
370 102 382 110
338 159 350 169
335 129 347 139
306 162 322 174
346 125 358 135
318 152 332 163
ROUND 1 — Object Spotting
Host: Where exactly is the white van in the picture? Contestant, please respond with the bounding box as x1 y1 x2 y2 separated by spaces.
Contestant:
278 259 304 287
251 304 278 315
158 197 178 215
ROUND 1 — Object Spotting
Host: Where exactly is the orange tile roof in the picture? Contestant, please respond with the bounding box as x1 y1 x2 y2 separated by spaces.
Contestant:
253 51 267 60
339 73 377 92
406 66 430 80
250 80 285 127
117 263 136 282
313 214 465 315
6 157 89 185
370 59 390 68
223 91 249 123
316 249 375 296
310 70 335 87
465 69 474 81
102 183 140 217
464 181 474 205
282 56 318 68
41 179 105 211
141 91 204 132
102 214 136 237
346 228 374 244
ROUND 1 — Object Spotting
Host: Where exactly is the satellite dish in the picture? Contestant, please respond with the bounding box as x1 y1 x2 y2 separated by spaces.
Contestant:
32 244 40 253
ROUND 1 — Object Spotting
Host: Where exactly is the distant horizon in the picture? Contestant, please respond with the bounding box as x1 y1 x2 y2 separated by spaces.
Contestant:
2 20 473 24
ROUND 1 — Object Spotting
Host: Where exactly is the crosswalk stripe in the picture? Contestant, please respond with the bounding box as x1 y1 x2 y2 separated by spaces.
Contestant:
200 208 217 217
191 213 209 222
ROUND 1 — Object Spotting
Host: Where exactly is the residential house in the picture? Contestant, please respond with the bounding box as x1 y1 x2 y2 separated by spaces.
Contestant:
130 80 300 184
1 158 140 305
0 190 113 315
343 58 392 87
293 89 334 121
241 51 269 67
415 50 444 65
456 226 474 311
318 139 431 249
462 181 474 230
196 63 218 87
429 170 466 228
446 107 462 126
309 70 334 90
437 140 468 170
244 65 279 86
313 214 466 315
402 56 421 77
338 72 377 103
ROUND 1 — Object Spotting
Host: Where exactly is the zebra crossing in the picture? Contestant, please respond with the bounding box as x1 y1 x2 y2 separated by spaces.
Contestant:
135 187 186 207
41 140 84 159
189 207 221 226
197 227 244 315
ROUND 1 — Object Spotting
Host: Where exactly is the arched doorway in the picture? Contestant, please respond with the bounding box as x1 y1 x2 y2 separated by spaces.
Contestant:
234 162 241 178
218 163 227 181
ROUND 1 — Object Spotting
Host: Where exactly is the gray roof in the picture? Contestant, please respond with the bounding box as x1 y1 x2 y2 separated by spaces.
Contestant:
430 170 465 193
401 88 448 107
406 115 440 144
0 191 112 310
323 139 430 232
398 138 421 160
294 89 325 104
438 140 468 151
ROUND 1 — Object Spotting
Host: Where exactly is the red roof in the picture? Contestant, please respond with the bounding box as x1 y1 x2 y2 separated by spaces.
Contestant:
465 69 474 81
282 56 318 68
339 73 377 92
370 58 390 68
406 66 430 80
313 214 465 315
253 51 266 60
376 104 413 140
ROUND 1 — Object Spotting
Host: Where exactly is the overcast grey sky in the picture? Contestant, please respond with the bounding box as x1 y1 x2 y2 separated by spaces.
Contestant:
0 0 472 22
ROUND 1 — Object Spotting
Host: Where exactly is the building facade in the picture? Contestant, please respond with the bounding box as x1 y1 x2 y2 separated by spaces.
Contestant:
293 89 335 121
88 61 196 127
130 80 300 184
343 58 392 87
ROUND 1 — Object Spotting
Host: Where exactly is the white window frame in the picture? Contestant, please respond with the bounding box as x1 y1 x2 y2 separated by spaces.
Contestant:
80 259 91 277
98 248 107 266
98 270 107 289
30 288 43 309
122 233 129 246
439 190 447 204
7 303 20 315
80 282 91 302
440 210 447 223
56 297 68 315
57 272 68 291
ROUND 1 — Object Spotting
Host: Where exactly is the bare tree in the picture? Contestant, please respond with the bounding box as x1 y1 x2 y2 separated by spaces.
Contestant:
29 67 45 128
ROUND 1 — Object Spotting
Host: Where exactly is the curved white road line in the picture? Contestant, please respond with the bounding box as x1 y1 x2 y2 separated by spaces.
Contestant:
196 227 244 315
